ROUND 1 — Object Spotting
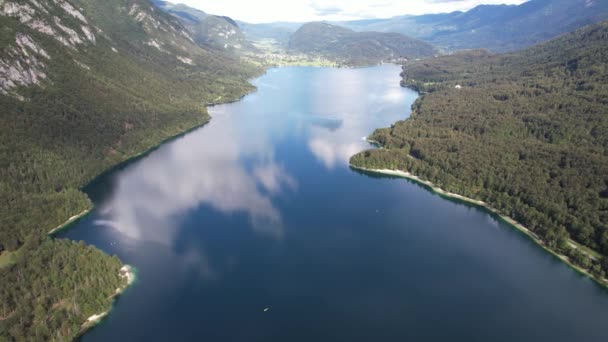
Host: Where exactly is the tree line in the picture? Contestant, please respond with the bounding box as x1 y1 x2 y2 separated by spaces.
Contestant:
352 20 608 280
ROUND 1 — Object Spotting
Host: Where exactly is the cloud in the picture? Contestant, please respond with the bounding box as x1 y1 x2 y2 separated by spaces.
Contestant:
303 66 417 170
429 0 467 3
95 111 295 244
310 1 344 16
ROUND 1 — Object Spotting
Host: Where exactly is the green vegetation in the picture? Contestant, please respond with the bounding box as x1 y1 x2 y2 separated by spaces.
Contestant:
0 251 16 269
288 22 437 66
1 0 260 340
351 20 608 282
0 235 126 341
1 0 260 251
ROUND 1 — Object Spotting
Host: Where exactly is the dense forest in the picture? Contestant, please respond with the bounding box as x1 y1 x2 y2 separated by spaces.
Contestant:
1 0 260 339
351 20 608 280
0 236 126 341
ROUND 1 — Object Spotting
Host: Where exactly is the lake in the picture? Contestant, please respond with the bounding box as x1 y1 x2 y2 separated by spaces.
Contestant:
59 65 608 341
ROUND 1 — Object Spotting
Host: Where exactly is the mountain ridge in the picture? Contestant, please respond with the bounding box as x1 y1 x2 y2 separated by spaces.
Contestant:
151 0 258 54
288 22 437 66
339 0 608 52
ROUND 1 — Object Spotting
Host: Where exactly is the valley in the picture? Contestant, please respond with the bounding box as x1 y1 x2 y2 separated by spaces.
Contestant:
1 0 608 341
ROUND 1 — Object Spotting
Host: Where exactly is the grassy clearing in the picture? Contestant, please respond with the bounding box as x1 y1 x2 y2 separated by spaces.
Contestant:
0 251 16 269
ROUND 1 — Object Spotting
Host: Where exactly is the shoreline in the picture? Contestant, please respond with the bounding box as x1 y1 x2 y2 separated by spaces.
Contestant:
48 208 92 235
44 63 607 338
51 74 263 339
55 118 215 338
77 64 266 192
43 115 216 339
350 164 608 289
79 265 136 334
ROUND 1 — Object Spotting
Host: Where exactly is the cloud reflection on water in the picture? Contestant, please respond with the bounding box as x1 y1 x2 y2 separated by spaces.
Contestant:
96 111 295 246
306 67 411 169
93 65 412 278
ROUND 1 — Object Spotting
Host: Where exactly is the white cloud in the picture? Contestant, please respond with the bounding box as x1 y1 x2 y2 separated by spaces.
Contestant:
166 0 527 23
95 110 295 244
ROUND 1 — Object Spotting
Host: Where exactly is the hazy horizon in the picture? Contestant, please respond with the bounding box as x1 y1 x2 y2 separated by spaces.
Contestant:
165 0 528 23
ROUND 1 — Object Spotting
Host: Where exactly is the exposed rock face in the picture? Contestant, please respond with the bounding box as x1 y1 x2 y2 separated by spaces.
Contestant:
0 0 202 99
183 15 258 53
176 55 194 65
126 1 193 42
1 0 97 48
150 2 257 54
0 32 49 98
0 0 102 98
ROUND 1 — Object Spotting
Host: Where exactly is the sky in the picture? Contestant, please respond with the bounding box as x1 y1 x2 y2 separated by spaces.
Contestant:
166 0 528 23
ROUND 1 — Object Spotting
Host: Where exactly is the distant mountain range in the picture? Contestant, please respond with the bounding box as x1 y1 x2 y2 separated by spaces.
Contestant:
339 0 608 52
149 0 608 55
238 21 300 47
151 0 258 53
288 22 436 65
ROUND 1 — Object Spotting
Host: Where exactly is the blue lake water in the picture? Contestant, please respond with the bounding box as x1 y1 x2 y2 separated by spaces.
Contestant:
59 65 608 341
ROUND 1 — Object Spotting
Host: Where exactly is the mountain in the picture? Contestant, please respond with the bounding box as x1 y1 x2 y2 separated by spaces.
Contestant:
352 20 608 280
0 0 260 340
190 15 258 53
237 21 301 47
152 0 257 53
151 0 608 54
149 0 207 23
1 0 258 248
340 0 608 52
288 22 437 66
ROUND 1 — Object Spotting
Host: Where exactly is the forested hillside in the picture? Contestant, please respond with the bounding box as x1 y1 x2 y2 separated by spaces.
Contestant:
1 237 127 340
352 20 608 280
288 22 436 66
0 0 260 340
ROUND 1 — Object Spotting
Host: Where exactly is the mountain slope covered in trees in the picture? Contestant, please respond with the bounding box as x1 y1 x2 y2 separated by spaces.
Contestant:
340 0 608 52
351 20 608 281
288 22 436 66
152 0 258 54
0 0 260 340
